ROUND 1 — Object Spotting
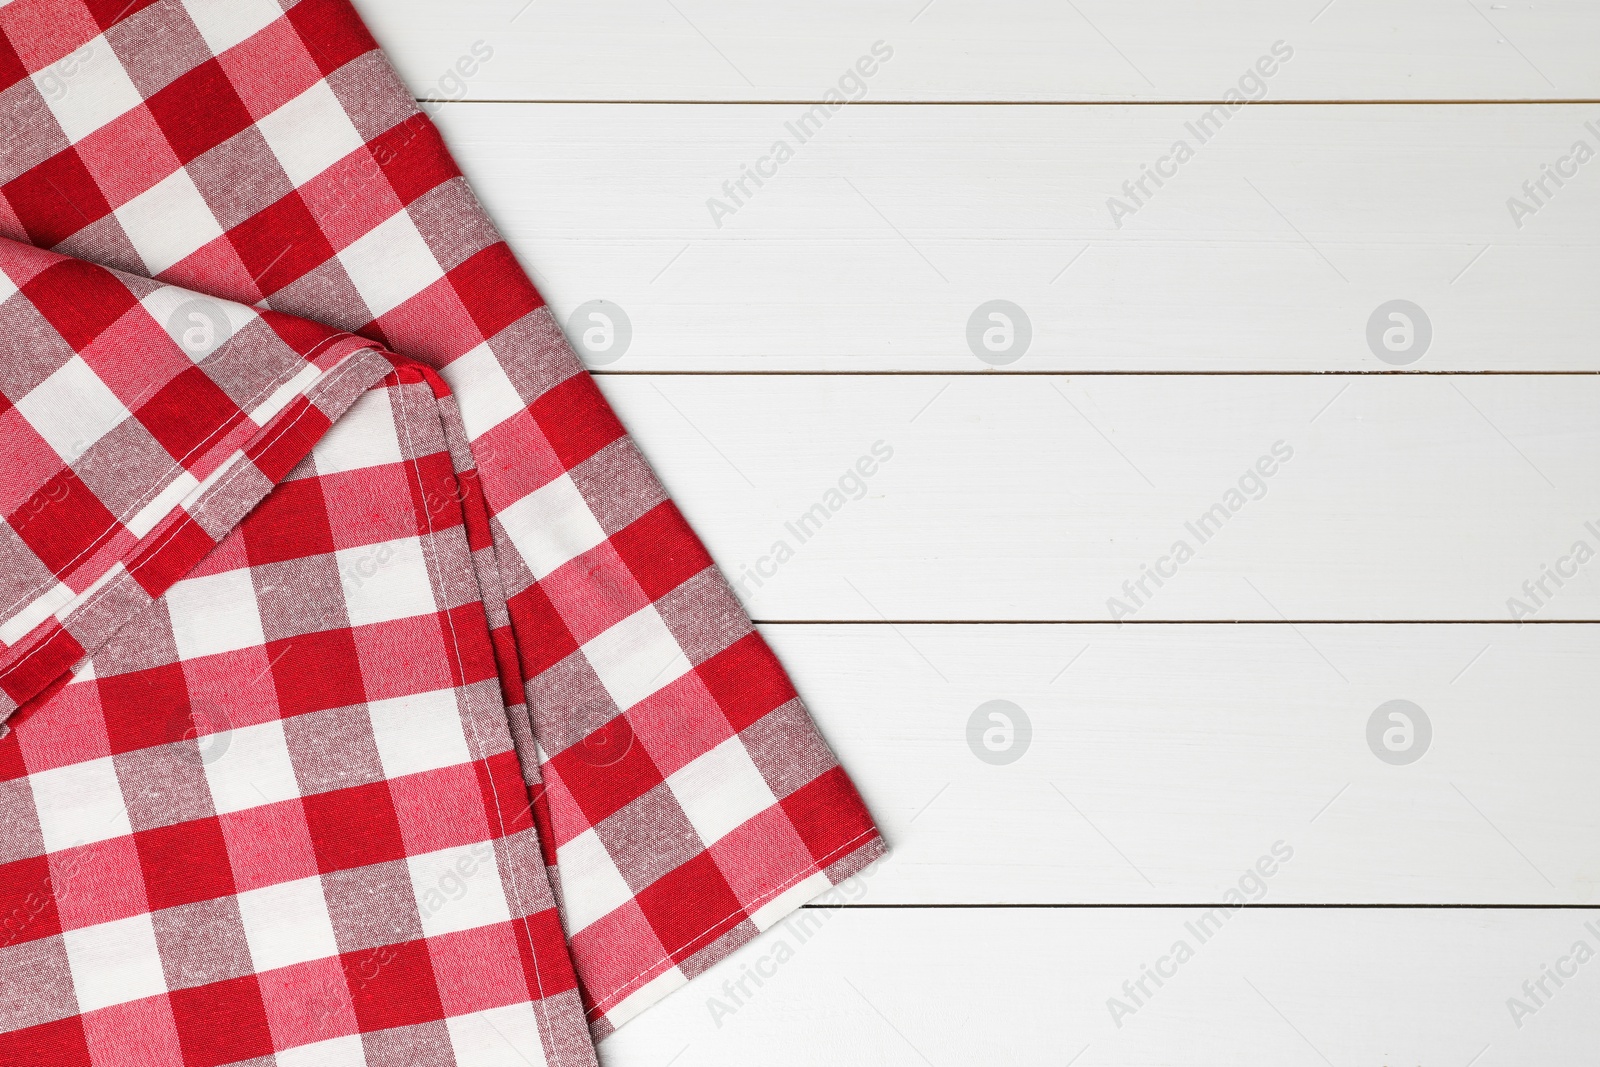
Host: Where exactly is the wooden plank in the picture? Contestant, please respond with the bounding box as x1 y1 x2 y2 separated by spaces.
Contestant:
595 373 1600 620
766 623 1600 904
599 906 1600 1065
433 102 1600 371
360 0 1600 103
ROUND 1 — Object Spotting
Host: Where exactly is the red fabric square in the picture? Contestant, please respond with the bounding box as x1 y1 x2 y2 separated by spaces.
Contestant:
256 955 357 1050
342 938 445 1033
80 995 185 1066
695 632 797 733
169 975 274 1067
0 1016 92 1067
0 855 59 945
548 730 664 828
302 781 407 874
7 468 118 577
147 59 255 164
99 662 192 755
241 477 335 567
473 751 536 839
634 852 745 964
428 923 527 1017
390 764 490 856
53 836 149 931
134 816 236 911
528 372 624 472
129 511 216 595
244 396 332 482
267 630 366 718
0 32 27 93
83 0 162 28
446 244 542 342
779 766 878 867
370 117 459 206
349 614 454 701
227 192 335 297
285 0 378 77
505 583 578 679
611 502 713 603
136 365 244 466
218 800 318 894
19 258 138 353
2 148 111 248
515 905 579 998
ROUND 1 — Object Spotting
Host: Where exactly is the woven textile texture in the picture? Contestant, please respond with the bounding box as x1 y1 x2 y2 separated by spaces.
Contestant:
0 2 886 1064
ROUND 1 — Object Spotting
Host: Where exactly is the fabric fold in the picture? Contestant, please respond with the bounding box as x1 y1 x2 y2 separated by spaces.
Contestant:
0 0 887 1061
0 237 394 726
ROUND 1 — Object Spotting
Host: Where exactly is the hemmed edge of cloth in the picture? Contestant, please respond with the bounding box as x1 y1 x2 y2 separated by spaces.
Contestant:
588 831 890 1038
0 343 397 731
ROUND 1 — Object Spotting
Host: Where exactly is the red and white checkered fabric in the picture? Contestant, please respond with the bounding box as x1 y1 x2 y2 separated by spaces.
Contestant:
0 1 886 1063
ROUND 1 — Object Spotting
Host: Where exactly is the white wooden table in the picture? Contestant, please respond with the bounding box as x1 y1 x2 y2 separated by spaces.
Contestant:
356 3 1600 1062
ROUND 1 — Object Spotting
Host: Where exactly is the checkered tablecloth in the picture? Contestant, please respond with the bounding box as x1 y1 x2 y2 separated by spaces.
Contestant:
0 2 886 1064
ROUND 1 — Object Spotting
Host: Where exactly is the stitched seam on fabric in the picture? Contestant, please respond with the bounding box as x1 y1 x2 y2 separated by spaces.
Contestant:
0 332 374 624
0 353 380 695
582 825 882 1019
392 376 571 1067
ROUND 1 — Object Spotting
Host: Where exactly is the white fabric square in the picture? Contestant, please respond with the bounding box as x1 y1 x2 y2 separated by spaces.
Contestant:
750 871 832 932
336 211 444 318
62 914 167 1013
602 967 687 1033
28 756 129 852
236 875 339 973
114 169 224 275
446 1003 548 1067
667 737 778 847
312 387 402 475
0 266 17 305
440 343 524 440
581 605 692 712
336 536 437 626
127 470 199 538
16 354 131 463
139 286 258 364
256 81 366 187
164 567 265 660
366 688 471 779
555 828 633 933
247 362 320 426
180 0 283 54
35 35 141 141
407 843 512 938
203 719 301 816
498 475 607 581
275 1036 366 1067
1 580 75 646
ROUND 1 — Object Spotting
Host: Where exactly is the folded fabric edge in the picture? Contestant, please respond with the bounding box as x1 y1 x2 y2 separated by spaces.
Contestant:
0 342 397 732
589 812 890 1038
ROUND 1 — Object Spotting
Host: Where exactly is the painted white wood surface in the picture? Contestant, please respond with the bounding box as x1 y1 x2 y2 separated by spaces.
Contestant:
432 103 1600 371
767 623 1600 904
597 374 1600 620
360 0 1600 102
601 907 1600 1066
356 2 1600 1061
